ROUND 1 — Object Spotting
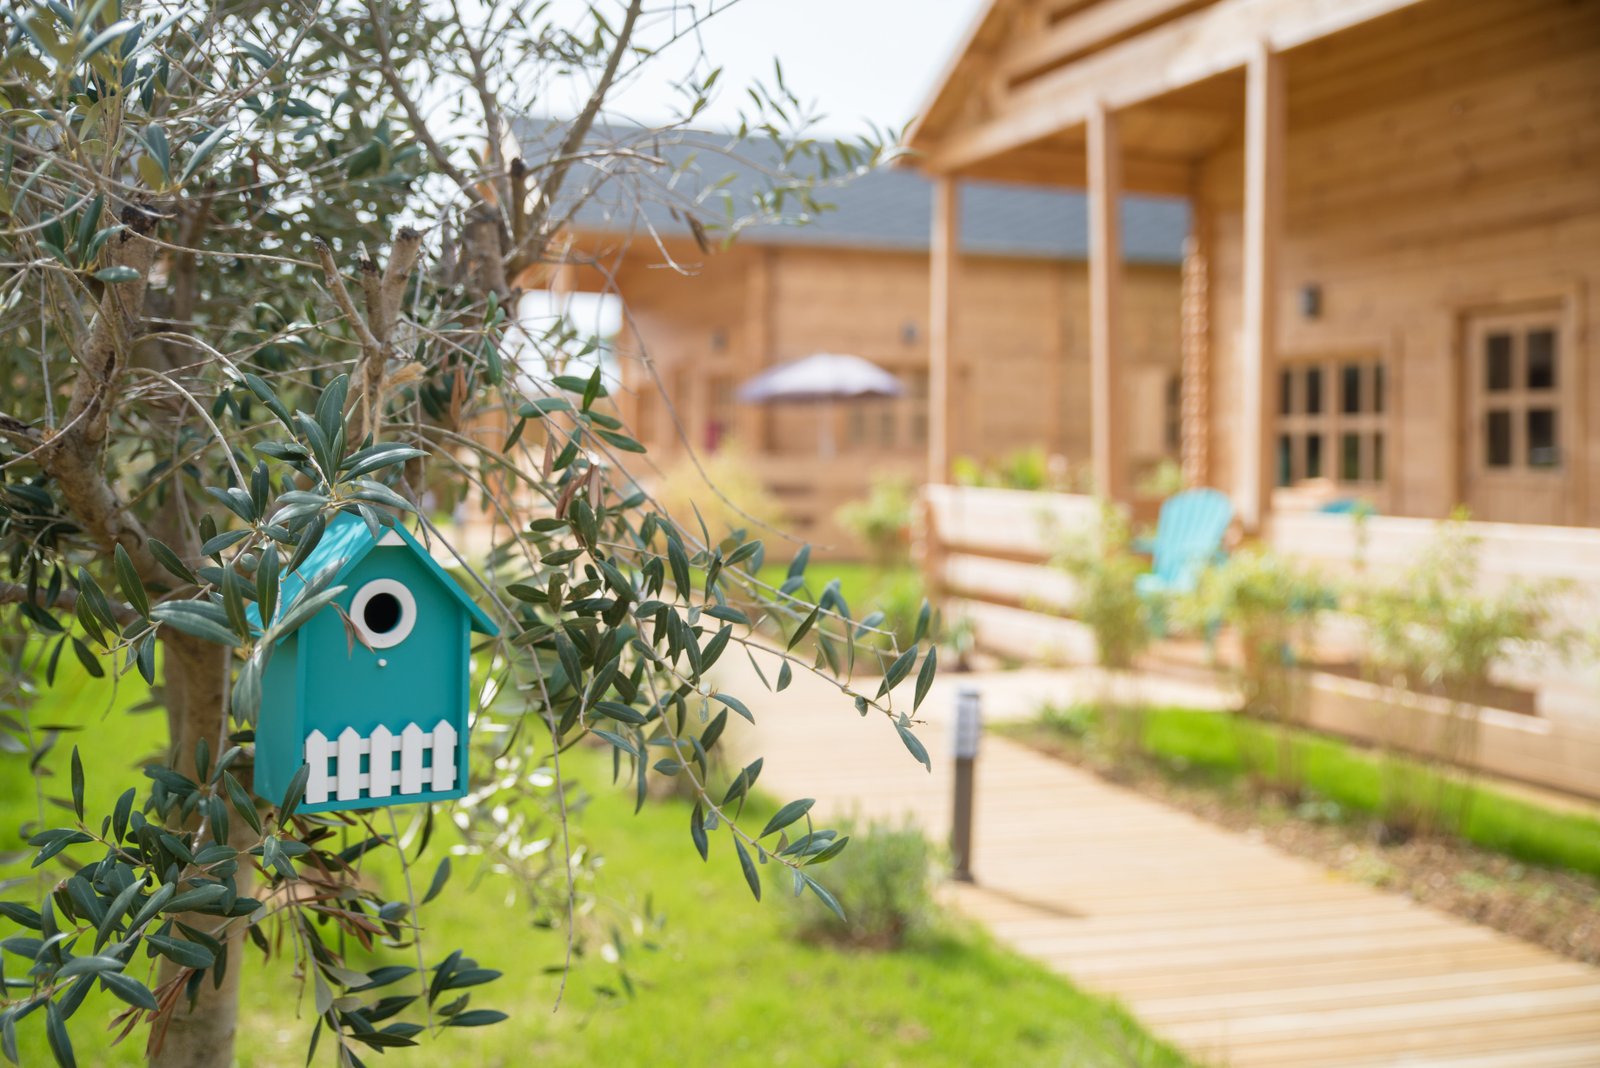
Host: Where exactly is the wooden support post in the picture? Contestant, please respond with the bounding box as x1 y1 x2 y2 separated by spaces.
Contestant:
739 248 773 452
1239 42 1284 533
929 176 960 484
1047 265 1069 456
614 320 644 445
551 262 576 304
1087 102 1127 504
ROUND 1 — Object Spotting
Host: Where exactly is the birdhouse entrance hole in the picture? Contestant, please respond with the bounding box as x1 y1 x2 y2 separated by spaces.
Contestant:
349 578 418 648
364 593 402 633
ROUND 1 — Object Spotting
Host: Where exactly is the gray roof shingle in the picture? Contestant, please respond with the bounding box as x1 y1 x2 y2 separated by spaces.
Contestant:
515 119 1188 264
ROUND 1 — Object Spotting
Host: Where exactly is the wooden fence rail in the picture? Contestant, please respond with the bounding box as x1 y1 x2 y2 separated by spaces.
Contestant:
920 483 1600 800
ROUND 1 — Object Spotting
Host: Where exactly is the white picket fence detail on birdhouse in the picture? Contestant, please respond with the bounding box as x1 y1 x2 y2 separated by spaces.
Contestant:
302 721 458 804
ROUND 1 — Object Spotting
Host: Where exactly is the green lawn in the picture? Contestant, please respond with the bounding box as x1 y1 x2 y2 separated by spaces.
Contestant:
1010 705 1600 879
2 665 1190 1067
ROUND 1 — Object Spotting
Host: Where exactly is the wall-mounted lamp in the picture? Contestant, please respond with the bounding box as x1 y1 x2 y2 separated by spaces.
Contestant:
1299 283 1322 320
711 328 728 352
901 321 920 345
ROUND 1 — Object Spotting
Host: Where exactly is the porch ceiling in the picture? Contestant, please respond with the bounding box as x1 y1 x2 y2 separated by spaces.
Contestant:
909 0 1434 184
947 73 1243 194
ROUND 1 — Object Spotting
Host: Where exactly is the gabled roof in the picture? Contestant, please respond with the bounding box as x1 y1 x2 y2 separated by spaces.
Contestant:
903 0 1008 157
250 511 498 636
514 118 1187 264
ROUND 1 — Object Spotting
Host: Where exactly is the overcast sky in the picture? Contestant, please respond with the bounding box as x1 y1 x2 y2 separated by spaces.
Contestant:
548 0 989 137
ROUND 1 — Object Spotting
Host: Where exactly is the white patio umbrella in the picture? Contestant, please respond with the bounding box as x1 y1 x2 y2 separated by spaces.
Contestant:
736 353 905 457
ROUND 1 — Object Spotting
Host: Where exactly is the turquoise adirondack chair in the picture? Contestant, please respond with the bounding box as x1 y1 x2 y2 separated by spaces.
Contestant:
1134 488 1234 603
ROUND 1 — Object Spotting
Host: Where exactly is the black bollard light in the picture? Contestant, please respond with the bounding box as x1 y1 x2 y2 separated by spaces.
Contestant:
950 686 981 883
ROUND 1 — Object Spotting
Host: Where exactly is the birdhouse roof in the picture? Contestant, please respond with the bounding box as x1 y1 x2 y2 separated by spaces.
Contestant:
251 511 499 636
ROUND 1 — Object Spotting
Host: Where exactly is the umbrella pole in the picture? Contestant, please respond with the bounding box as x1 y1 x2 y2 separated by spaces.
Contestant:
819 399 836 458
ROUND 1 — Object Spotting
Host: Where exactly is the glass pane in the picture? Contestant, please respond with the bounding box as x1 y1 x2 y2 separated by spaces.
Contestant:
1279 370 1294 416
1527 329 1556 390
1486 333 1513 391
1373 363 1386 414
1276 434 1293 486
1305 368 1324 415
1372 432 1385 483
1486 410 1512 467
1341 364 1362 415
1528 409 1558 468
1305 433 1324 479
1340 433 1361 481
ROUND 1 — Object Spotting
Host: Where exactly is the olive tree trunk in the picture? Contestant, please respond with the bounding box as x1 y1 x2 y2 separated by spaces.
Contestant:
150 634 246 1068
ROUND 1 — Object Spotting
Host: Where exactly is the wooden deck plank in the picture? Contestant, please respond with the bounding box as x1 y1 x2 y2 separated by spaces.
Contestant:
726 657 1600 1067
1133 961 1598 1021
1328 1038 1600 1068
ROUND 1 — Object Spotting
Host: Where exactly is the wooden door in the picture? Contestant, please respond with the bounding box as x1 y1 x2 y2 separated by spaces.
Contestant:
1461 311 1571 524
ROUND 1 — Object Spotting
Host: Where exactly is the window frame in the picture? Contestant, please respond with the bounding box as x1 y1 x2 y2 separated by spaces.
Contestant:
1464 310 1567 480
1275 355 1389 489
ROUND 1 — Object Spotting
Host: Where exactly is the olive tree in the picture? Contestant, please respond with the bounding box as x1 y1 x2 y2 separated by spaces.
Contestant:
0 2 934 1065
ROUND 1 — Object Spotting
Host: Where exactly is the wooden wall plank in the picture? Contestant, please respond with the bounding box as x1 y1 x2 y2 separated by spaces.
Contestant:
739 248 773 451
930 177 961 483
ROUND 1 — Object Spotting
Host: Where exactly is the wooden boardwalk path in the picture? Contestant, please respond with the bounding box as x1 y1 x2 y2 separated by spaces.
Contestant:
729 660 1600 1067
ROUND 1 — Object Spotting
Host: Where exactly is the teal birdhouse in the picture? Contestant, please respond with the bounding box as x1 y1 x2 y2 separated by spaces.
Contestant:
251 512 498 814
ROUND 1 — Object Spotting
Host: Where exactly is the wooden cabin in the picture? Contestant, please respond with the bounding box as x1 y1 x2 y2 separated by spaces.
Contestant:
907 0 1600 532
560 157 1188 551
903 0 1600 799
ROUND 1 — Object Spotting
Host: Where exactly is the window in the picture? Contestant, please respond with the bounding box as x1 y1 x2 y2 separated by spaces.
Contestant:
847 407 869 446
1469 315 1563 474
1276 358 1386 487
846 399 897 450
846 368 922 453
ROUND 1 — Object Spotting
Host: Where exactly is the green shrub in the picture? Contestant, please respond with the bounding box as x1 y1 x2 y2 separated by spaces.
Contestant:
1039 701 1098 741
783 821 937 949
943 612 978 672
1180 546 1331 799
950 455 987 487
1135 458 1189 500
950 447 1079 492
872 569 931 651
996 446 1050 491
1052 505 1152 763
1353 514 1567 838
1054 505 1151 672
836 476 915 569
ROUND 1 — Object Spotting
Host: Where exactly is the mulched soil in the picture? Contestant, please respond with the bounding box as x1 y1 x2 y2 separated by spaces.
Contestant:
1005 725 1600 966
